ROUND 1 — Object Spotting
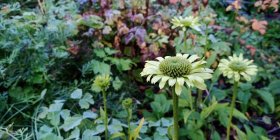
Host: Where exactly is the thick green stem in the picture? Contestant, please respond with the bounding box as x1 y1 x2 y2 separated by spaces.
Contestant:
126 108 131 139
102 90 108 140
226 81 239 140
172 88 179 140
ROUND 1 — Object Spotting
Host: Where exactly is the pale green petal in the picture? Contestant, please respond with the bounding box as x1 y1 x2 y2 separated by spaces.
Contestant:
159 76 170 89
229 56 234 61
176 53 183 57
168 78 176 86
190 73 212 79
151 75 162 84
220 59 230 64
247 65 257 69
193 80 206 90
188 75 204 83
245 60 253 65
183 54 189 59
191 60 206 69
245 69 257 76
184 78 193 88
238 53 243 60
146 61 160 66
177 77 185 86
156 57 164 61
146 75 152 82
188 55 200 63
241 72 251 81
234 72 240 81
175 82 183 95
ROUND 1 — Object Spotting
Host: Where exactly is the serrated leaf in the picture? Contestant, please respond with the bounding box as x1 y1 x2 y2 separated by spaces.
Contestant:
79 93 94 109
129 118 145 140
201 101 218 119
112 77 123 91
61 116 83 131
233 108 248 121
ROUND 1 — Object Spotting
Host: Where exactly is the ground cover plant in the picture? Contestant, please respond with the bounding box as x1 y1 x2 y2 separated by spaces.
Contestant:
0 0 279 140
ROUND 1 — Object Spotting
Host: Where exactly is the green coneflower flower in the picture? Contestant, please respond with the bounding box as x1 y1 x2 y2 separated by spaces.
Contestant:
218 54 258 82
140 53 213 95
92 74 111 140
218 54 257 140
171 16 201 31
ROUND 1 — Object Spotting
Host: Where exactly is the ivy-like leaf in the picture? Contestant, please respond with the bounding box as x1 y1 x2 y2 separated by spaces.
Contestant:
79 93 94 109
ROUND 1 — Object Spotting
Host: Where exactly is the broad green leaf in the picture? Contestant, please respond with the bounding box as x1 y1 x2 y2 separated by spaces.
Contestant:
201 101 218 119
47 112 61 126
82 129 101 140
268 80 280 94
210 41 231 55
60 109 71 120
92 60 111 74
206 51 217 67
244 125 258 140
61 116 83 131
233 108 248 121
83 110 97 119
153 132 169 140
113 77 123 91
48 101 64 112
183 109 193 123
79 93 94 109
210 131 221 140
67 127 80 140
129 118 145 140
188 130 205 140
71 89 82 99
42 133 63 140
156 127 168 136
257 90 275 112
77 15 104 29
161 118 172 127
232 125 246 140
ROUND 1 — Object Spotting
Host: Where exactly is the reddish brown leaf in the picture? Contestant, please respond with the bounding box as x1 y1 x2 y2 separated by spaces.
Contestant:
251 19 268 35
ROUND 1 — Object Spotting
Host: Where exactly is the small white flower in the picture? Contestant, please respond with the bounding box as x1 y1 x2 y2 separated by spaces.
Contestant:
218 54 258 82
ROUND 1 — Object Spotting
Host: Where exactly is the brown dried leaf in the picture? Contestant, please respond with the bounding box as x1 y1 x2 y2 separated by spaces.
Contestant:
226 0 241 11
246 45 257 56
236 16 249 24
251 19 268 35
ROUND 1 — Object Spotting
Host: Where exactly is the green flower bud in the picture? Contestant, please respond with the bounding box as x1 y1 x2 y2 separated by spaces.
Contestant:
93 74 111 91
122 98 133 109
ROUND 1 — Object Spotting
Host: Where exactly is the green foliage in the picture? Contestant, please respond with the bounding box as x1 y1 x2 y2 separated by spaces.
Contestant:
0 0 279 139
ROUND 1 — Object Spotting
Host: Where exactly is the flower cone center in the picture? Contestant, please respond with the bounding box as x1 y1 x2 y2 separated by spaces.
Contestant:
181 19 192 26
159 57 191 77
229 61 247 72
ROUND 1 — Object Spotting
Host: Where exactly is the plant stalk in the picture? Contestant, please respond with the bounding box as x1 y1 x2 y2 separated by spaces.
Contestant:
172 88 179 140
126 108 131 139
102 90 108 140
197 89 203 109
226 81 239 140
